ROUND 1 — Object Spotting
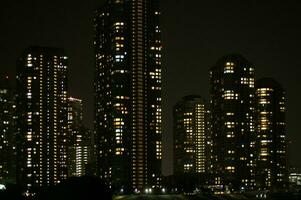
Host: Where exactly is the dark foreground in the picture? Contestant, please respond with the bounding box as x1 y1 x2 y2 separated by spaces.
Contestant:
114 193 301 200
1 176 300 200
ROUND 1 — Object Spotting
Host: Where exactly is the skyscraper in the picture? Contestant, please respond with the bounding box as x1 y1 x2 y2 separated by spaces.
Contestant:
173 95 209 190
16 46 68 194
210 54 256 193
94 0 162 193
67 97 91 177
0 76 17 185
255 78 288 191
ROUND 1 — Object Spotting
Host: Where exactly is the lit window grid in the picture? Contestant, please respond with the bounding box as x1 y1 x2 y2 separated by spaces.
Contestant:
20 50 68 190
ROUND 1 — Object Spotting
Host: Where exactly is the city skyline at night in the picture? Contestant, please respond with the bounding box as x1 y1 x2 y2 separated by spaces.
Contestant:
1 1 301 176
0 1 301 198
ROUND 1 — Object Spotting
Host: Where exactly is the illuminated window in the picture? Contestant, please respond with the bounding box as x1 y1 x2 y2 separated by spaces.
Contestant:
225 122 235 128
226 166 235 172
223 90 235 100
224 62 234 73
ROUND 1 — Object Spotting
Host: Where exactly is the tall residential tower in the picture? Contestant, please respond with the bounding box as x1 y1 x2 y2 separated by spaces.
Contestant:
94 0 162 193
173 96 210 190
0 77 17 185
255 78 288 191
67 97 91 177
16 46 68 193
210 54 256 192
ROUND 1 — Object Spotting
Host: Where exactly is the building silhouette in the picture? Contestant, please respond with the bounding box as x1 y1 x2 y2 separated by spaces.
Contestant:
16 46 68 194
0 76 17 185
94 0 162 193
255 78 288 191
209 54 256 193
173 95 210 191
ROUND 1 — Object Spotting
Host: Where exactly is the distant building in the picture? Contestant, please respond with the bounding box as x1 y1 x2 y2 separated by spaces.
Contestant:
67 97 91 177
173 95 210 191
255 78 288 191
209 54 256 193
289 173 301 186
0 76 17 185
94 0 162 193
83 128 97 177
16 46 68 194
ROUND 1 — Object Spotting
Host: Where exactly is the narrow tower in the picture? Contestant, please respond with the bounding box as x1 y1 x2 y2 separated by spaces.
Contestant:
0 76 17 185
94 0 162 193
255 78 288 191
16 46 68 194
173 95 209 191
67 97 91 177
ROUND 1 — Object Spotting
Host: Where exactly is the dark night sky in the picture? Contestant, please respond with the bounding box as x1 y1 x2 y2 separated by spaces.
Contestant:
1 0 301 176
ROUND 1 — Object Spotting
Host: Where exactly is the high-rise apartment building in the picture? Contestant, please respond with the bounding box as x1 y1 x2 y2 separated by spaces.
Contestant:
0 77 17 185
255 78 288 191
210 54 256 193
67 97 91 177
94 0 162 193
16 46 68 194
173 95 209 190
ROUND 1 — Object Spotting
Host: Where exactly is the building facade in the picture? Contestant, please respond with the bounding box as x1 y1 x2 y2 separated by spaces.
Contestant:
0 77 17 185
289 173 301 187
255 78 288 191
173 95 209 191
67 97 91 177
94 0 162 193
16 46 68 193
209 54 256 193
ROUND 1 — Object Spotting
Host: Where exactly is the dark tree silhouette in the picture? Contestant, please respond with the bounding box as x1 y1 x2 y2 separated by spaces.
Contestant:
0 183 26 200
